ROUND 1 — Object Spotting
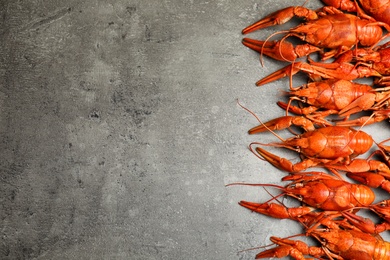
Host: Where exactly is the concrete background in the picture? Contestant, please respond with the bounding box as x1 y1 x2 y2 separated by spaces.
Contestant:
1 0 389 259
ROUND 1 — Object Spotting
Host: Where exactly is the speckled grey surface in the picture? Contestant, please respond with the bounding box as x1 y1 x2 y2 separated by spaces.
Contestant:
1 1 390 259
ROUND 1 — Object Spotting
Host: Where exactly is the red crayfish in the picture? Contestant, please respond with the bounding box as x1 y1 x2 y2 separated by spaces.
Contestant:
322 0 390 26
256 214 390 259
243 5 390 61
249 117 374 172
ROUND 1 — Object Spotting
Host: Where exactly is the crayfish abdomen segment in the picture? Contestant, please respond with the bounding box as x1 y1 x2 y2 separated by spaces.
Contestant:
345 183 376 207
352 130 375 155
356 19 384 46
374 238 390 259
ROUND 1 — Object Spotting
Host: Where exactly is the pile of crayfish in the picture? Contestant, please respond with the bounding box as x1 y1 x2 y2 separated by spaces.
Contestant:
232 1 390 259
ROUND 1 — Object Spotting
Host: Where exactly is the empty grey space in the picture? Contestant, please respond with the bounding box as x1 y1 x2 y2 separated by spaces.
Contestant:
1 1 389 259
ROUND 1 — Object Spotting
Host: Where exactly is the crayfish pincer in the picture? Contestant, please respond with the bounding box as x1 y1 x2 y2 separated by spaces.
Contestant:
249 116 374 172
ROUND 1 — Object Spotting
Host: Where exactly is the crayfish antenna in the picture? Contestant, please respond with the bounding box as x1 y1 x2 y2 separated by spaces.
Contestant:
378 137 390 148
279 34 295 63
236 99 286 143
302 0 309 7
225 182 285 190
237 244 274 254
249 142 268 161
260 30 290 66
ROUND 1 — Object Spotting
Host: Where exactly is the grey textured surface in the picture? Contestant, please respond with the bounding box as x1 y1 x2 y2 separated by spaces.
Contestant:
1 0 390 259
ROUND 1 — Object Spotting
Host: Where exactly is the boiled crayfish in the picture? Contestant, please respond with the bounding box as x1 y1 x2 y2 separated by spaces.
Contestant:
234 172 375 217
322 0 390 26
255 58 382 86
249 117 374 172
256 45 390 87
243 5 390 61
256 219 390 259
276 78 390 126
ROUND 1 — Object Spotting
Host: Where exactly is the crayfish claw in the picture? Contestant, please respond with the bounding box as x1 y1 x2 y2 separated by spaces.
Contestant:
242 38 297 62
242 6 318 34
256 237 323 259
242 38 320 62
254 147 295 172
256 62 302 86
239 201 313 219
248 116 315 134
239 200 269 213
255 245 297 259
242 6 296 34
